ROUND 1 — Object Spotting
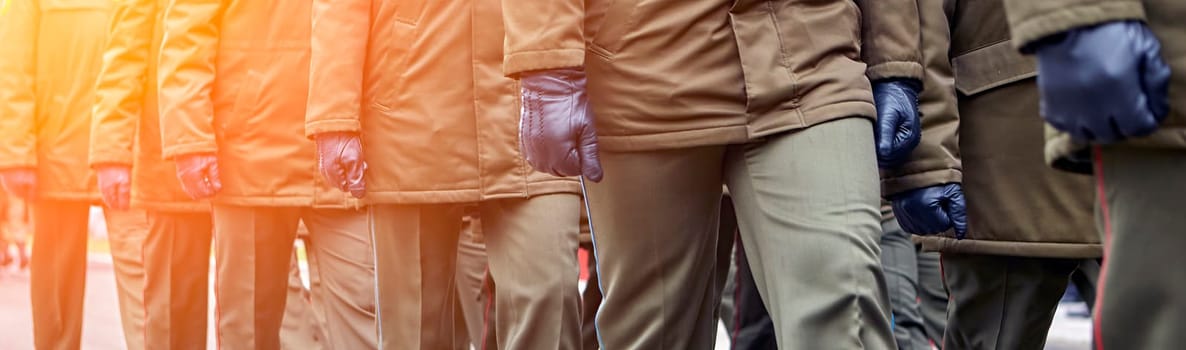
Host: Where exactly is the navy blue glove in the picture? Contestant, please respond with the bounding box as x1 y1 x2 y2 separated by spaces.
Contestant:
891 183 967 239
872 79 922 168
1033 21 1171 143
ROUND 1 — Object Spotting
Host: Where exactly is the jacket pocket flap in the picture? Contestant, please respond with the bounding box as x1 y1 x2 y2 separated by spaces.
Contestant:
952 40 1037 96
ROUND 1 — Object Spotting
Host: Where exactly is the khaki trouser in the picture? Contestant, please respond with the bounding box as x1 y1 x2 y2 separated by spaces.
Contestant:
30 201 148 350
454 215 496 349
586 118 892 349
880 217 948 350
1095 147 1186 349
212 205 376 350
371 194 581 350
940 254 1088 350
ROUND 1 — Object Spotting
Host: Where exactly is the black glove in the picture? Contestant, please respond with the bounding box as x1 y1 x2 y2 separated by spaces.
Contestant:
518 68 603 182
314 132 367 199
872 78 922 168
1033 21 1171 143
890 183 968 239
96 164 132 210
0 168 37 201
174 153 222 200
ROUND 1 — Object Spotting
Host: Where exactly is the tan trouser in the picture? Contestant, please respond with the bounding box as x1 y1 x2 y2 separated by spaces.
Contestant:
586 118 893 349
1095 147 1186 349
371 194 581 350
212 205 376 350
30 201 148 350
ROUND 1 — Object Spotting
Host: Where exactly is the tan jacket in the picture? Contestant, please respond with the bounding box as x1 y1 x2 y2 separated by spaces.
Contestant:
885 0 1100 259
502 0 924 152
157 0 359 208
0 0 108 202
91 0 205 212
306 0 578 204
1004 0 1186 171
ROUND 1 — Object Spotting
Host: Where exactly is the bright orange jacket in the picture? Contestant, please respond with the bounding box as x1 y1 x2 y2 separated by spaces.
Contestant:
0 0 109 201
156 0 359 208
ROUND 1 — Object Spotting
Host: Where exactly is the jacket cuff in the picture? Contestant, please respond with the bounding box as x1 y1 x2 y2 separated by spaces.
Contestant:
162 141 218 160
88 150 135 168
881 168 962 198
306 119 362 139
1010 2 1146 52
0 157 36 170
866 61 925 82
503 49 585 77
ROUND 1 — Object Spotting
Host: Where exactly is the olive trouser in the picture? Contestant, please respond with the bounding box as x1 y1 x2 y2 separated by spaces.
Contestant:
211 205 376 350
1094 147 1186 350
880 217 947 350
587 118 893 349
30 202 147 350
371 194 581 350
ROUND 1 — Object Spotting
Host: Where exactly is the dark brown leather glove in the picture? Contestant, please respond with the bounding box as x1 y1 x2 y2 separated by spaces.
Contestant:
95 164 131 210
314 132 366 198
0 168 37 201
175 153 222 200
519 68 603 182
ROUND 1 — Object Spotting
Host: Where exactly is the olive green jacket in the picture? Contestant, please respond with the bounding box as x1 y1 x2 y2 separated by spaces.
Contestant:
1004 0 1186 173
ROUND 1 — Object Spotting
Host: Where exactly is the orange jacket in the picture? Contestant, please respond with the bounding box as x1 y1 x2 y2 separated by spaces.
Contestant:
306 0 578 204
156 0 359 208
91 0 204 212
0 0 109 201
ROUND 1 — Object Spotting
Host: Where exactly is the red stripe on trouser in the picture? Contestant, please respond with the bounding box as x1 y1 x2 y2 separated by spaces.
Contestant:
480 266 493 350
1092 146 1112 350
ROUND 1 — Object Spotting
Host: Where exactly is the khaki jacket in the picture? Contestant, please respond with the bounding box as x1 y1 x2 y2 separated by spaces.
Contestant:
91 0 204 212
306 0 578 204
502 0 924 152
157 0 359 208
885 0 1101 258
0 0 108 201
1004 0 1186 172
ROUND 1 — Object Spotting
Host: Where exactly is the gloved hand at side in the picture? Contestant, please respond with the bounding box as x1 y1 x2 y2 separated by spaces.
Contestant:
314 132 367 199
175 153 222 200
1032 20 1171 143
95 164 132 210
518 68 603 182
872 78 922 168
0 168 37 201
891 183 968 239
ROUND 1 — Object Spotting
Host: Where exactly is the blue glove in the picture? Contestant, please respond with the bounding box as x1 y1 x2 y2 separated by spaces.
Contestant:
1033 21 1171 143
872 78 922 168
891 183 967 239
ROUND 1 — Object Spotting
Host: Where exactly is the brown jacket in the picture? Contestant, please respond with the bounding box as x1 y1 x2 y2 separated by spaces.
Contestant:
502 0 924 151
0 0 107 202
1004 0 1186 172
306 0 578 204
91 0 205 212
157 0 359 208
885 0 1100 259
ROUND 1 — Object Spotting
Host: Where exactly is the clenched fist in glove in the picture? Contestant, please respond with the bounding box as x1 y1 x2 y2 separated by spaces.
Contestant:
518 68 603 182
872 78 922 168
0 168 37 201
96 164 132 210
1033 21 1171 143
314 132 367 199
891 183 968 239
175 153 222 200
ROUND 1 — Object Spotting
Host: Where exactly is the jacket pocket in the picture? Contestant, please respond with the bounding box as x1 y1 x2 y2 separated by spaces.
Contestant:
220 71 263 132
588 0 639 56
393 0 427 26
952 40 1037 96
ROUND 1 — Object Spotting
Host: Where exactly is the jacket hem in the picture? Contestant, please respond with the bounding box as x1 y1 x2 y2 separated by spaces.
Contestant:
132 198 209 213
916 236 1102 258
363 180 581 205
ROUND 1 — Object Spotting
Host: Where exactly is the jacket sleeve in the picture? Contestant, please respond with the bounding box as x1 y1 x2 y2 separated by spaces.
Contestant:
91 0 155 167
500 0 586 76
305 0 370 137
881 0 961 197
1004 0 1146 51
857 0 925 81
157 0 221 159
0 0 40 170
